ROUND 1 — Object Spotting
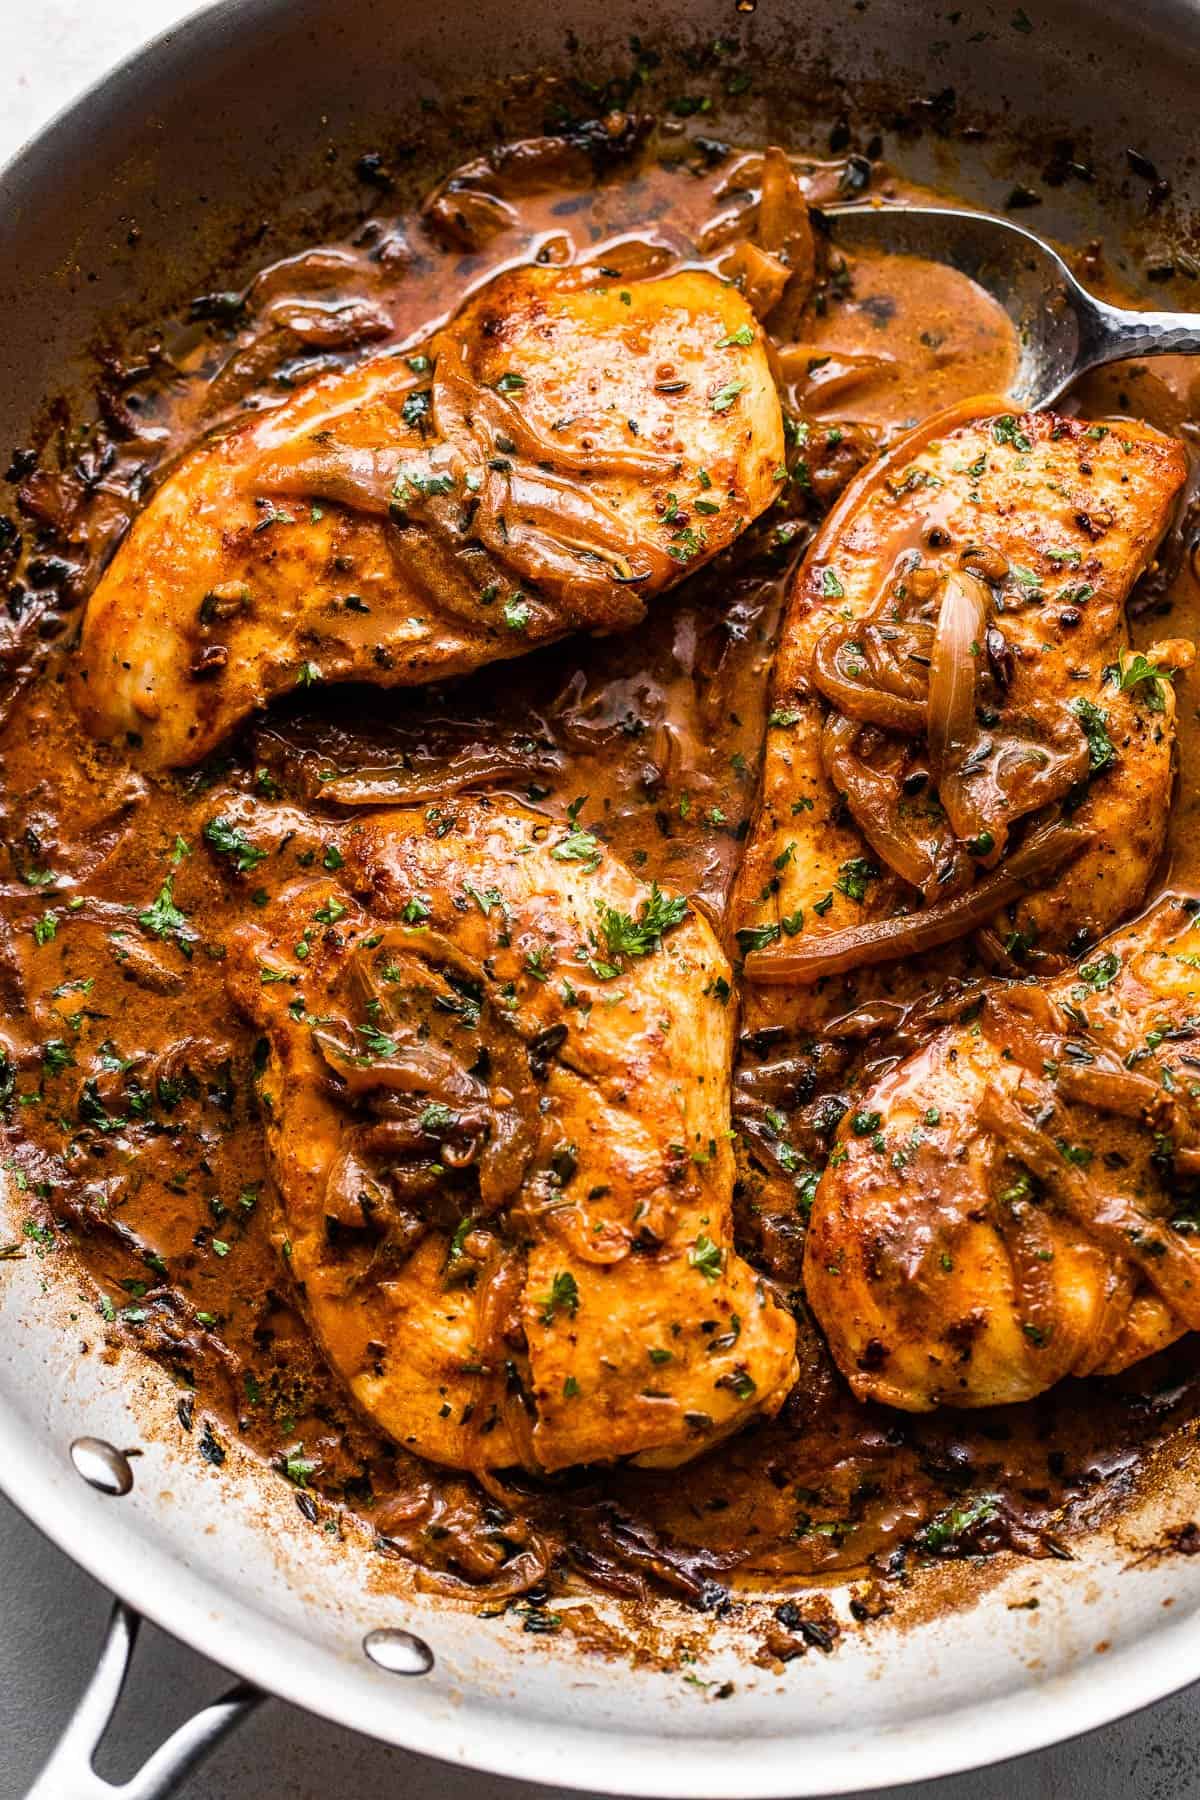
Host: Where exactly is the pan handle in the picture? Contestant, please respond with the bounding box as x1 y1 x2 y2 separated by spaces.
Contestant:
24 1599 261 1800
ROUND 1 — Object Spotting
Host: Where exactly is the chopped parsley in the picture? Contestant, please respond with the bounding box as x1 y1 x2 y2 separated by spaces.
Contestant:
1071 697 1116 775
992 414 1032 452
689 1234 724 1283
736 921 781 955
419 1102 458 1132
916 1493 1001 1554
136 878 193 950
551 825 603 871
1111 648 1175 712
587 885 689 977
710 379 747 413
539 1270 580 1325
357 1024 399 1060
1079 950 1120 989
835 857 879 902
203 817 267 874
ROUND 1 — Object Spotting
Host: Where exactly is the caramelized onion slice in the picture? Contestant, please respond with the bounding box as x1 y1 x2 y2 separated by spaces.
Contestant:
927 568 991 840
719 240 791 318
251 442 407 515
979 1085 1200 1331
433 332 680 481
860 621 931 704
995 1202 1092 1387
744 819 1091 986
321 744 561 807
479 461 660 624
982 988 1167 1121
821 710 964 896
314 1023 484 1105
757 146 816 309
1055 1061 1165 1118
810 623 928 734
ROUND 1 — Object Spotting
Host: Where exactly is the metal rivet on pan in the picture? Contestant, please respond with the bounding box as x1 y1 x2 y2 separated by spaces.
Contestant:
69 1437 134 1497
363 1628 435 1675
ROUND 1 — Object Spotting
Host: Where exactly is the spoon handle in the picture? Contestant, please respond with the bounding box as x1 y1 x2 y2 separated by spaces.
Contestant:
1083 296 1200 370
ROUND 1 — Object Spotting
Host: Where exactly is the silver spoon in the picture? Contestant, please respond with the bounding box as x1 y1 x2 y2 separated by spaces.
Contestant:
816 203 1200 410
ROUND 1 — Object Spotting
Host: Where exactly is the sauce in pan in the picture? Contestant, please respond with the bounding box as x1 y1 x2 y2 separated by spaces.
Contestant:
3 116 1200 1637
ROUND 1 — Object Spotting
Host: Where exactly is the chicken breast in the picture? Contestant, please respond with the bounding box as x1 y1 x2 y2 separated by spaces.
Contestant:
225 799 797 1473
733 399 1189 1013
806 895 1200 1410
72 266 784 768
728 399 1188 1319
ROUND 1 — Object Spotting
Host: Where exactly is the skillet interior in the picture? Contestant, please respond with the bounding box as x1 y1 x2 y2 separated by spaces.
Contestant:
6 0 1200 1791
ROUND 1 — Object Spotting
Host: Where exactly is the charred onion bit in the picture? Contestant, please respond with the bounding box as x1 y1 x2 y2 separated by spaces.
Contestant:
806 897 1200 1409
735 398 1190 986
226 800 797 1475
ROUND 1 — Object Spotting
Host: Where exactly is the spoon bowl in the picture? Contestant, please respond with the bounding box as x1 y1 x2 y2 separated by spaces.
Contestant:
816 203 1200 410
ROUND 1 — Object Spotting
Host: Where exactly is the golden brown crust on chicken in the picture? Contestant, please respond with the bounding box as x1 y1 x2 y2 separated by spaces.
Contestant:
733 399 1189 1015
806 895 1200 1410
72 266 783 768
225 799 797 1473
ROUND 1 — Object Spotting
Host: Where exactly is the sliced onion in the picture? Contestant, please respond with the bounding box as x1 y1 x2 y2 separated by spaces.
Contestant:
321 744 561 807
810 623 927 734
483 463 661 625
315 1025 484 1105
980 986 1071 1073
776 344 895 405
979 1085 1200 1331
719 240 791 318
860 622 930 704
927 569 991 841
995 1201 1091 1387
755 146 816 330
744 819 1091 985
821 710 963 896
982 989 1165 1121
477 1096 538 1214
1054 1062 1164 1119
322 1142 391 1228
433 333 679 480
758 149 813 268
946 701 1090 862
247 247 371 304
422 186 519 252
262 296 393 348
251 442 402 514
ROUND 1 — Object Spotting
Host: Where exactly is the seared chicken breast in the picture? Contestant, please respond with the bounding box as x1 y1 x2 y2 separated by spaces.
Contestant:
72 266 784 767
226 799 797 1473
734 399 1189 1004
806 896 1200 1409
730 399 1189 1323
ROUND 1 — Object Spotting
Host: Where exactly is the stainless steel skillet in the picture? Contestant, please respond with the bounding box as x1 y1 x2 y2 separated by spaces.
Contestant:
6 0 1200 1793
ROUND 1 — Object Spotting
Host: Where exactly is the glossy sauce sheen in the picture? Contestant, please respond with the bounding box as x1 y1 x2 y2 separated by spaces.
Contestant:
3 124 1200 1620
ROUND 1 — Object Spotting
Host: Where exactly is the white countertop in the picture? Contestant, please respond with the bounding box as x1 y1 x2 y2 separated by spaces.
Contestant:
4 4 1200 1795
